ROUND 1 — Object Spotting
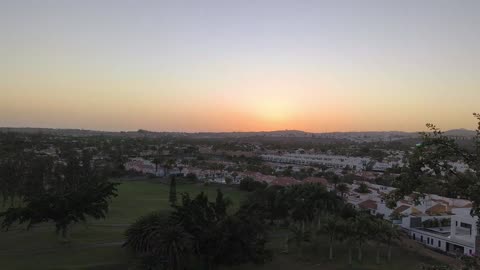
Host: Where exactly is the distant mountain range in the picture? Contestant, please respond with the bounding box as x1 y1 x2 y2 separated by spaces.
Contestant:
442 128 477 137
0 127 476 142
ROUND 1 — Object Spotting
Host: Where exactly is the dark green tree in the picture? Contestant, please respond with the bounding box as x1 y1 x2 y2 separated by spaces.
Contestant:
336 182 350 198
0 180 118 241
169 176 177 205
0 154 119 241
321 216 343 260
124 211 193 270
355 182 371 194
387 113 480 219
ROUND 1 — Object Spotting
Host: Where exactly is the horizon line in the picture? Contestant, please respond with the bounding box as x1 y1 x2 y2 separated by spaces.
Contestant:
0 126 475 135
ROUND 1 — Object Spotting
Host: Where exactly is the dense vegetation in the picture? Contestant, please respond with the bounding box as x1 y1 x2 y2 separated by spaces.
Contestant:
0 150 118 240
124 180 405 270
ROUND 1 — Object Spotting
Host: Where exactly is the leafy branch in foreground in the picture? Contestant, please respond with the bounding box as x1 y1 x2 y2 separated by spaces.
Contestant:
387 113 480 217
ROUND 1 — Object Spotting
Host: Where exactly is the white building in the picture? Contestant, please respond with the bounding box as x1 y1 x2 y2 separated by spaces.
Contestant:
345 181 478 256
124 158 164 176
261 153 371 171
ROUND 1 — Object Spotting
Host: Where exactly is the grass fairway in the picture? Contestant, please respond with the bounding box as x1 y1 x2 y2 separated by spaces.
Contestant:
0 180 444 270
0 180 246 270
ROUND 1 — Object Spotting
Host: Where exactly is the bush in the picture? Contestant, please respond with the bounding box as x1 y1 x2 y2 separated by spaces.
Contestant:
239 177 267 192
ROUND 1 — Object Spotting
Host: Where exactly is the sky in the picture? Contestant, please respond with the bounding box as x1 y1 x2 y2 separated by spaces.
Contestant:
1 0 479 132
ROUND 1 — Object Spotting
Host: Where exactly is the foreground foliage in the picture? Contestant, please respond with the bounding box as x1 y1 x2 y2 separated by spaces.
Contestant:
0 152 119 239
124 189 271 270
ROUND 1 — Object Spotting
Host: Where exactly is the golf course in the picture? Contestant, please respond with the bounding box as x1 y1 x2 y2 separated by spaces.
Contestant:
0 180 443 269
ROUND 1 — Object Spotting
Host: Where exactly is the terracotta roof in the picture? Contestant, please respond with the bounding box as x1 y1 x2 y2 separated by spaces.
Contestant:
270 177 301 186
393 205 410 214
410 207 424 216
358 199 378 210
426 203 448 215
302 177 329 186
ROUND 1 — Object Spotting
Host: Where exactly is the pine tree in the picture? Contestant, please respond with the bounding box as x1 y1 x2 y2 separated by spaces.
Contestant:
169 176 177 205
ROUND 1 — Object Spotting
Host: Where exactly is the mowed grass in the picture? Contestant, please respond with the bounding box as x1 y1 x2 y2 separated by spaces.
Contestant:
0 180 246 270
0 180 444 270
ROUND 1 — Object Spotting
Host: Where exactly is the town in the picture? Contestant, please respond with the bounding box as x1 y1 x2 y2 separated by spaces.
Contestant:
2 1 479 269
1 125 478 269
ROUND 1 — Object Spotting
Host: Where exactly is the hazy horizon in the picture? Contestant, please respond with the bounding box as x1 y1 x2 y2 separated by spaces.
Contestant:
2 0 479 132
0 125 476 134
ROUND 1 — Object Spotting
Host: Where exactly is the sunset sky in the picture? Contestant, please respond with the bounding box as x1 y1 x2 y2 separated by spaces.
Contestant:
1 0 479 132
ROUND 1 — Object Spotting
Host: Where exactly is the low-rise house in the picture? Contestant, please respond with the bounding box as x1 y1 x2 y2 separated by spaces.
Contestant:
358 199 378 215
124 158 164 176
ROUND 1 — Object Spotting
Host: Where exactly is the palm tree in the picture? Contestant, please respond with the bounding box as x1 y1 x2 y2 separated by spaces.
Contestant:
169 176 177 205
352 213 372 262
159 224 193 270
339 217 355 266
163 158 176 177
124 211 193 270
371 218 387 265
322 216 342 260
153 156 163 174
384 222 401 262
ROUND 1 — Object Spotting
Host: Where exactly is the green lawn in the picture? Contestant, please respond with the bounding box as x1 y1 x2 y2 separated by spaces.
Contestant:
0 180 444 270
0 180 246 270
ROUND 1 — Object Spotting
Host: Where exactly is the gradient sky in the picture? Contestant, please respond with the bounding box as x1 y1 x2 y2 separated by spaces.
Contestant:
1 0 479 132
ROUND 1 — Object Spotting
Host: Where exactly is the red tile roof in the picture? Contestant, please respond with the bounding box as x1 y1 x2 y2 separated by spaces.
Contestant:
270 177 301 186
358 199 378 210
425 204 448 215
302 177 329 186
393 205 410 214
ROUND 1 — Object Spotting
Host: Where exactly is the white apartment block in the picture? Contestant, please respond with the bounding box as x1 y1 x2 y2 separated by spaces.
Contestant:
345 181 478 256
261 153 371 171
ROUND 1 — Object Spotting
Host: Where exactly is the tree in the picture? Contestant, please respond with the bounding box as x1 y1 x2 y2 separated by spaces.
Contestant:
336 183 349 198
214 189 231 219
371 218 390 265
384 223 401 263
239 177 267 192
124 211 193 270
163 158 176 177
0 154 119 241
1 180 118 241
387 113 480 219
351 213 372 262
355 182 371 194
339 217 356 266
169 190 268 269
322 216 342 260
169 176 177 205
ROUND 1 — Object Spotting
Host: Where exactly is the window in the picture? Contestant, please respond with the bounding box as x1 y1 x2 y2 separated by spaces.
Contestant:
460 222 473 235
438 240 441 247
